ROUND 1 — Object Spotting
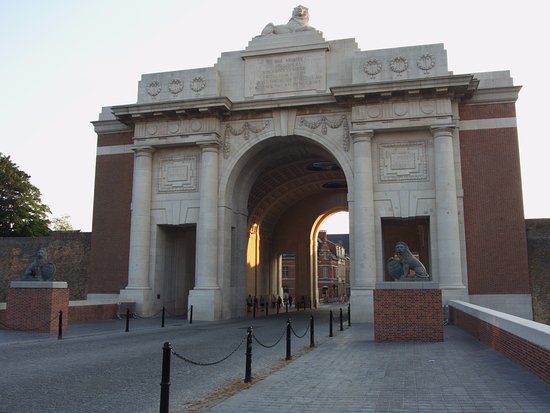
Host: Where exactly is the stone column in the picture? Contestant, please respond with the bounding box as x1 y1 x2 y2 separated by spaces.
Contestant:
189 140 221 320
121 146 154 313
350 129 376 321
431 125 465 290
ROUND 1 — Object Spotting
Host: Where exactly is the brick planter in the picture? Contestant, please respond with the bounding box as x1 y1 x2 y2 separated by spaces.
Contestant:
374 287 443 342
6 281 69 334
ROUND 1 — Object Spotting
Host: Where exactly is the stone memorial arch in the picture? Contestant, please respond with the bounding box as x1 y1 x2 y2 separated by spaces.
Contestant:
89 6 532 321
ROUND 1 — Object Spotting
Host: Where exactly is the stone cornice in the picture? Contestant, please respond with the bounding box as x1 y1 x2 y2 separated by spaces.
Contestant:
110 97 233 124
462 86 521 105
330 74 478 102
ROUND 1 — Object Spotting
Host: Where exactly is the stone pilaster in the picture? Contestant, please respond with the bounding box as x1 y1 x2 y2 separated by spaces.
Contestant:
350 129 376 322
121 146 154 314
189 139 221 320
431 125 465 290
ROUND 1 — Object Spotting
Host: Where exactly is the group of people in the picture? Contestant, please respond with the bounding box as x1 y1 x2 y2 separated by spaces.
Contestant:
246 293 294 312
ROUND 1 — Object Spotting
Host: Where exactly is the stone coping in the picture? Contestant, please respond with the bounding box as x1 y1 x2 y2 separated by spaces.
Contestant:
375 281 440 289
10 281 68 289
68 299 135 307
450 300 550 351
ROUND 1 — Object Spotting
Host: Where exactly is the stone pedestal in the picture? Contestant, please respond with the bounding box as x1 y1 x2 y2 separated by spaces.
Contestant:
6 281 69 334
374 283 443 342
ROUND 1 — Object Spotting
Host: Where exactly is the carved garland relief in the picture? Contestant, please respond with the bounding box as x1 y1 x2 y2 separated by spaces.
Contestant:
298 115 350 151
222 120 271 159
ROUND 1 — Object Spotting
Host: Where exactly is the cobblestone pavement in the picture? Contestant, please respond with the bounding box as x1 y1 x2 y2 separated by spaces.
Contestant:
0 305 337 413
1 304 550 412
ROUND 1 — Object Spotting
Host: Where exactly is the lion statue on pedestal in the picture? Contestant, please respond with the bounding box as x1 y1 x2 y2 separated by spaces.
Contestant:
261 5 315 35
387 241 430 281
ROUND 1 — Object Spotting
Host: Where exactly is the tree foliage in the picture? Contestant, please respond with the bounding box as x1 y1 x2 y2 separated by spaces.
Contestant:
0 153 51 237
50 215 74 231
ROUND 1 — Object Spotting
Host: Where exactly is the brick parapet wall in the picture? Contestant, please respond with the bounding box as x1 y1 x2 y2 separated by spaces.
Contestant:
68 302 119 322
449 301 550 384
0 232 91 302
6 286 69 334
373 288 443 342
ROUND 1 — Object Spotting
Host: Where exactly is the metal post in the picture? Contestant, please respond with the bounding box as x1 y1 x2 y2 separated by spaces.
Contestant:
253 303 256 319
310 315 315 348
348 303 351 327
340 308 344 331
125 308 130 332
244 327 253 383
265 302 268 317
329 310 333 337
57 310 63 340
286 319 292 360
161 306 165 328
189 305 193 324
285 303 288 313
159 342 172 413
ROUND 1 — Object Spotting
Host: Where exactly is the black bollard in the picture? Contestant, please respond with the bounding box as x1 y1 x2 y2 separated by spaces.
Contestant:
265 302 268 317
161 306 165 328
286 319 292 360
310 315 315 348
125 308 130 332
348 303 351 327
189 305 193 324
57 310 63 340
253 303 256 319
329 310 333 337
285 303 288 313
340 308 344 331
159 342 172 413
244 327 253 383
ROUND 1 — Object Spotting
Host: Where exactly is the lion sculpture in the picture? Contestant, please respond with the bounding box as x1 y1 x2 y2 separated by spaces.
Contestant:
21 248 56 281
261 5 314 35
387 241 430 281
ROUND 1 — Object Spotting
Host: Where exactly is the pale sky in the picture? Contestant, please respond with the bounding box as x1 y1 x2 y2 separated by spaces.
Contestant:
1 1 547 233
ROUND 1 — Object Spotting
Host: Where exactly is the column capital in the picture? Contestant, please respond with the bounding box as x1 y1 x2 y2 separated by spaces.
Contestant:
131 145 155 156
430 124 456 137
351 129 374 143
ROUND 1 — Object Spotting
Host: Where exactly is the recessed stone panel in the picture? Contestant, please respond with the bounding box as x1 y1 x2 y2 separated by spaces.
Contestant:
379 142 428 182
158 156 198 193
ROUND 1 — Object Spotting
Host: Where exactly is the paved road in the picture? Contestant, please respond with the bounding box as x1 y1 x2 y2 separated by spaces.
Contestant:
0 307 336 413
2 304 550 412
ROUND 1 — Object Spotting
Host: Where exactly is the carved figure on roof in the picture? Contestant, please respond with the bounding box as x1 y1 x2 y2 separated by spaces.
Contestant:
261 5 314 35
387 241 430 281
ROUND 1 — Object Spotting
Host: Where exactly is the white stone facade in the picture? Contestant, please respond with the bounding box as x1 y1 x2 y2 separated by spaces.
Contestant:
92 7 532 321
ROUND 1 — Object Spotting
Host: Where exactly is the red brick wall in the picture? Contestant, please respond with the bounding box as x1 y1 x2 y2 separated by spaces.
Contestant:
374 289 443 342
88 131 134 294
6 287 69 334
450 306 550 384
459 103 529 295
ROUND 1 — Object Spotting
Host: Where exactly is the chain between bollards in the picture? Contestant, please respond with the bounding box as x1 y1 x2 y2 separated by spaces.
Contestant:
244 327 253 383
57 310 63 340
340 308 344 331
286 319 292 360
125 308 130 332
159 342 172 413
329 310 333 337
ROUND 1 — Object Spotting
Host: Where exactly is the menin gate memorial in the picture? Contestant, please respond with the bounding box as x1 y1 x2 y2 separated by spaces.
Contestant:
88 6 532 322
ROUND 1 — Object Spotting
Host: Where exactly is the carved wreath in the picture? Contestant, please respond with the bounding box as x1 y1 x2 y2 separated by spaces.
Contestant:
190 77 206 92
363 59 382 78
390 56 408 74
146 81 162 96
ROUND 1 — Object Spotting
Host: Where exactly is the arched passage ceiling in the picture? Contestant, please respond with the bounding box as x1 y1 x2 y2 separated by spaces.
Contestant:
246 137 347 235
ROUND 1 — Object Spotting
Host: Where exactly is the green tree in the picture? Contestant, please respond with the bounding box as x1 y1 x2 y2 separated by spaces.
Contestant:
0 153 51 237
50 215 74 231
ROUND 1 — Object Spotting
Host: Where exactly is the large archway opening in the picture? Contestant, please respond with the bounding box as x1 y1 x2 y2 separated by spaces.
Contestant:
235 135 349 311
